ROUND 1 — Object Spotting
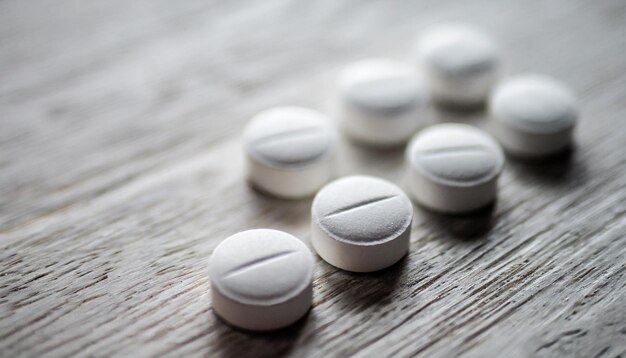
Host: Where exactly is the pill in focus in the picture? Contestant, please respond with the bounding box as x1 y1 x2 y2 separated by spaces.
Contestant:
209 229 314 331
311 175 413 272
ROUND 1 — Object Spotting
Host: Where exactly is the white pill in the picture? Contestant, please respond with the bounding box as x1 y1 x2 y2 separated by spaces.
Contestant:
336 59 429 146
489 74 578 157
243 106 337 198
209 229 314 331
311 176 413 272
406 123 504 213
415 23 499 106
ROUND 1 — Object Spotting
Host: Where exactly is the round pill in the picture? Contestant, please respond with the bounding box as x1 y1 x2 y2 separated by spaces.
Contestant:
406 123 504 213
209 229 314 331
415 23 499 106
311 176 413 272
489 74 578 157
243 106 337 198
336 59 429 146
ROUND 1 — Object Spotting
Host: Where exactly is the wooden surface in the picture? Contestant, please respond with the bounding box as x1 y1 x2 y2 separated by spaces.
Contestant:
1 0 625 357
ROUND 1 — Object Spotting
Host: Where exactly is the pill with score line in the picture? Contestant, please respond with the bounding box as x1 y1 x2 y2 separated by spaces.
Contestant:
406 123 504 213
209 229 314 331
243 106 338 199
311 176 413 272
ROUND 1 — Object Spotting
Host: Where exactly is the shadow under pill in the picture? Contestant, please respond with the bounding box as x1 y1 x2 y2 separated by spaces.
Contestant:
245 182 313 228
212 308 314 358
433 99 487 115
320 256 408 312
416 201 496 241
337 140 407 185
506 145 589 188
430 102 489 130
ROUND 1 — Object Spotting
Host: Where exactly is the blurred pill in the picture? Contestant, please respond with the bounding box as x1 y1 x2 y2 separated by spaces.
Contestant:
489 74 578 157
415 23 499 106
336 59 428 146
243 106 337 198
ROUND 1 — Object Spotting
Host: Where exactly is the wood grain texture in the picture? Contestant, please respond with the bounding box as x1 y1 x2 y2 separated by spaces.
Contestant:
1 0 625 357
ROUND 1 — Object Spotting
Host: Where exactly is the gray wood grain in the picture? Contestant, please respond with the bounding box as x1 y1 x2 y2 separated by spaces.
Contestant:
1 0 625 357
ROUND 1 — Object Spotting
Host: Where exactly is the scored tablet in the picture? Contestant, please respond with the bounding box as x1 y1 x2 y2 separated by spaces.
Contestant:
311 176 413 272
209 229 314 331
243 106 338 199
406 123 504 213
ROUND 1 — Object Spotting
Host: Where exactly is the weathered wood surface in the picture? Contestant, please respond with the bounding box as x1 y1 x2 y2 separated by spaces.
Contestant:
1 0 625 357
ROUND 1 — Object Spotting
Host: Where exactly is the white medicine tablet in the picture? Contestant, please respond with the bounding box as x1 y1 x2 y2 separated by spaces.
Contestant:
336 59 429 146
406 123 504 213
489 74 578 157
209 229 314 331
311 176 413 272
243 106 337 198
415 23 499 106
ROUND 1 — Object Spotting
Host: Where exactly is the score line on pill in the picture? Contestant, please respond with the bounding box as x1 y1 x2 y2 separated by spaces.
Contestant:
311 176 413 272
406 123 504 213
209 229 314 331
243 106 337 198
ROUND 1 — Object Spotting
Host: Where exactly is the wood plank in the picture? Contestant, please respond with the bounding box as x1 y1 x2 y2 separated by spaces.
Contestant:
1 0 625 357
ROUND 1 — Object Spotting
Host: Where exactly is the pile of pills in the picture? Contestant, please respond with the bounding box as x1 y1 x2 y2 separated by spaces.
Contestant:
209 22 580 331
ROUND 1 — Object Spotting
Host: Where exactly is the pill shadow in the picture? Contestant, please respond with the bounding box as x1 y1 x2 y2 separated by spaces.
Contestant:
245 182 313 229
317 257 408 312
338 139 407 181
432 99 487 115
505 145 588 187
212 309 314 358
416 202 496 241
430 102 489 130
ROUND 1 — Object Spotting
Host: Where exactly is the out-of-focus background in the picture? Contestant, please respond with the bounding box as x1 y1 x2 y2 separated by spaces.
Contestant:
1 1 625 357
